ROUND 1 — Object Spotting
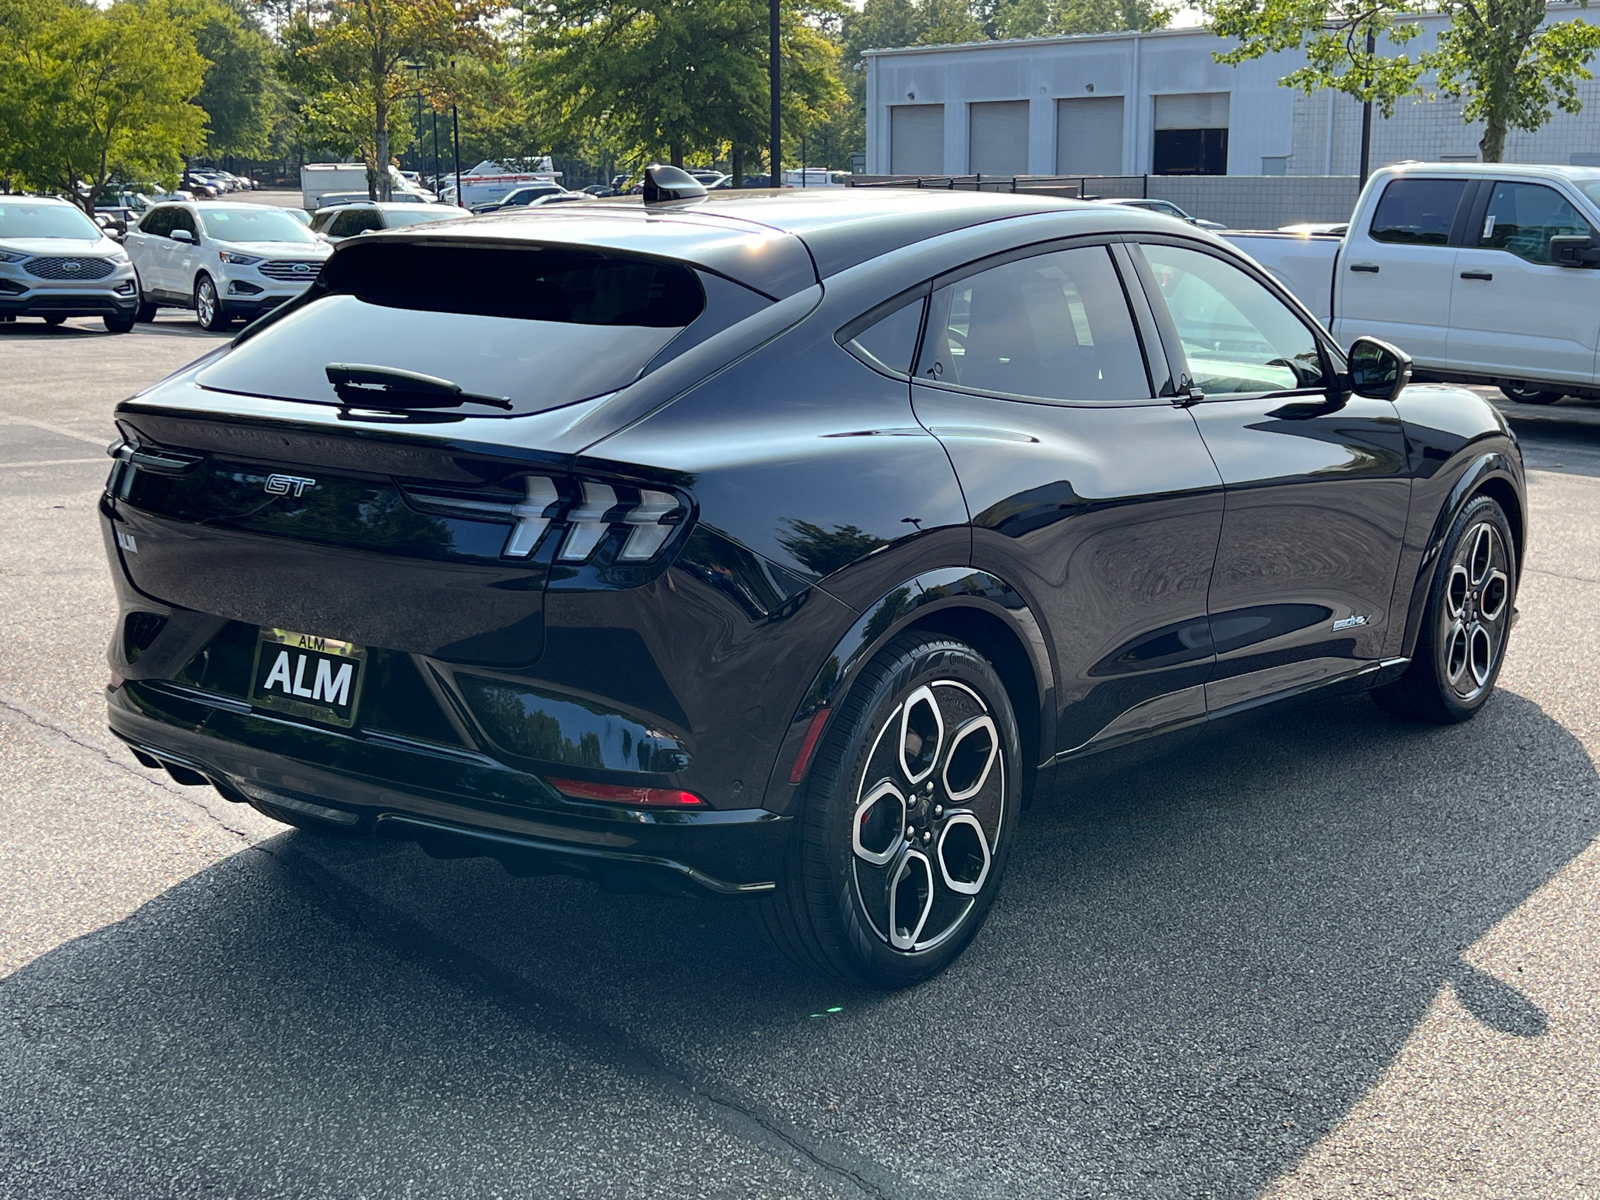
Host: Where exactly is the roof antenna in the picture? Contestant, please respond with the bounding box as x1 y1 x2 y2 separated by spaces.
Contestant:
642 164 707 204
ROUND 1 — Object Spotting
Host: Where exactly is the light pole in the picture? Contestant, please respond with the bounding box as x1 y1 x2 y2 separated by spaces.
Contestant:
1358 29 1376 186
769 0 780 186
402 63 425 176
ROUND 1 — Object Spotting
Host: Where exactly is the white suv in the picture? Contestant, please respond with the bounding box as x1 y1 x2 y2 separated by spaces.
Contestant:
0 196 139 331
127 202 331 330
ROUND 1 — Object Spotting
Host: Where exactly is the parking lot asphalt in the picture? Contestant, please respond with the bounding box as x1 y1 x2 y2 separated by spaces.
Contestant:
2 315 1598 1199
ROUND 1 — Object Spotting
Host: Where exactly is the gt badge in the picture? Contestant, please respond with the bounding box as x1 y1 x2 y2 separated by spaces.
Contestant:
264 473 316 497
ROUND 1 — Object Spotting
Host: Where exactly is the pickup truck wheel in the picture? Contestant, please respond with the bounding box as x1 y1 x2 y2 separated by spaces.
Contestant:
1500 384 1564 405
755 633 1020 988
1372 495 1516 724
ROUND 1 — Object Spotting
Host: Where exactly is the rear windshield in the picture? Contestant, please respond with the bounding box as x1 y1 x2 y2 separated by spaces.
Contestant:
196 242 710 416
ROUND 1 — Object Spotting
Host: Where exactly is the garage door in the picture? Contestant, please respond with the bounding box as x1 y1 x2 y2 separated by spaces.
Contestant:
891 105 945 175
969 101 1029 175
1056 96 1124 176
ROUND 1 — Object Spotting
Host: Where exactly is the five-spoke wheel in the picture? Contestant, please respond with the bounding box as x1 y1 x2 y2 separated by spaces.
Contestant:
758 633 1021 987
1373 494 1517 723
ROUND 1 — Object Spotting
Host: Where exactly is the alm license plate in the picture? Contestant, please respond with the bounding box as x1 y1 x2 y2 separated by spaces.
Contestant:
250 628 366 727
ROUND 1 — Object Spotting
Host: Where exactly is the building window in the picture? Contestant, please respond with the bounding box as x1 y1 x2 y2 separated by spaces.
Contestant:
969 101 1030 175
891 104 945 175
1056 96 1124 176
1152 93 1229 176
1260 156 1288 176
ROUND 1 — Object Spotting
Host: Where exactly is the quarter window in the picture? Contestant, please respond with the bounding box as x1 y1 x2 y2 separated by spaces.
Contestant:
916 246 1152 403
1368 178 1467 245
1139 243 1328 397
843 296 925 376
1478 181 1592 264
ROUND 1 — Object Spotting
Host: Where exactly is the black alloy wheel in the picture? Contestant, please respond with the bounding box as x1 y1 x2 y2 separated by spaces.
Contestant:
1500 383 1564 405
1373 494 1516 723
194 273 229 332
758 633 1021 988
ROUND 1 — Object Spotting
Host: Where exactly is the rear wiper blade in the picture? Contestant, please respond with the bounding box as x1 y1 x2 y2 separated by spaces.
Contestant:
325 363 513 410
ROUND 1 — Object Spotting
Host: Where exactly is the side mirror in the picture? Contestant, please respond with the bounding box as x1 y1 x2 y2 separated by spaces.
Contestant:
1347 335 1412 402
169 227 195 244
1549 234 1600 268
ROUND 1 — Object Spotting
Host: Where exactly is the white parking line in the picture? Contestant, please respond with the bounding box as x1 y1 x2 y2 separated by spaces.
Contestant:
0 457 108 469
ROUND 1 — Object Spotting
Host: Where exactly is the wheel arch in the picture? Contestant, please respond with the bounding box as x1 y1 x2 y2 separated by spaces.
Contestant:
1399 450 1525 661
760 568 1056 815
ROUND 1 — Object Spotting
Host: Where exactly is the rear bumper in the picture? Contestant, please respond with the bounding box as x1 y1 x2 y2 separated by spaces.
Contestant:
108 680 788 897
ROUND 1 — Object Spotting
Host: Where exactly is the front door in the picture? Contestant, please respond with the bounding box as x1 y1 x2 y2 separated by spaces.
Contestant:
1447 179 1600 388
1133 239 1411 713
1333 175 1471 366
906 240 1226 756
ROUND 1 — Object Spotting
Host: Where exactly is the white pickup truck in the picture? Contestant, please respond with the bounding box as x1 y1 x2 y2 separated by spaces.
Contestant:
1227 162 1600 404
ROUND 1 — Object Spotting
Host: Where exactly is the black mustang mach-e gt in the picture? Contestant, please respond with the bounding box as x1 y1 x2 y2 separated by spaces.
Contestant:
101 170 1525 987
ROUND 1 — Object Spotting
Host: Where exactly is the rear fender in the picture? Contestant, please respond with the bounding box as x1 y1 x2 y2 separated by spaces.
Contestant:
760 568 1055 815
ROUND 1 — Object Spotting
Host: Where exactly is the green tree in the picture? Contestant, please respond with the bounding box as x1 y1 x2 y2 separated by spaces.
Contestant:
993 0 1169 40
186 0 281 161
1203 0 1600 162
292 0 499 198
0 0 207 212
522 0 845 173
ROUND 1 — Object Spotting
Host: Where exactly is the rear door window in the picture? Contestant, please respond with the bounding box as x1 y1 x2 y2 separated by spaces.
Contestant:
915 246 1153 403
1368 178 1468 245
197 241 756 416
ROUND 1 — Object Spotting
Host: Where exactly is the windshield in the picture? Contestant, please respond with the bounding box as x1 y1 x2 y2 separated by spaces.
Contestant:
0 202 102 240
381 208 470 228
198 208 320 244
1577 180 1600 211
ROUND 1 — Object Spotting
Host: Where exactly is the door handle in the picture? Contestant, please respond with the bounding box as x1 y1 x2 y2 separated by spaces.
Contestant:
1349 262 1380 273
1460 270 1494 281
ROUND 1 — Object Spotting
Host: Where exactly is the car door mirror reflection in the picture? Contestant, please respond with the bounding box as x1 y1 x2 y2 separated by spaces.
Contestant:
1346 335 1412 402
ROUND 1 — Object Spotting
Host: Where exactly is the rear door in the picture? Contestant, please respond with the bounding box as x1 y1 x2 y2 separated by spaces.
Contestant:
1447 178 1600 387
127 205 172 293
907 240 1226 756
1133 238 1411 712
168 207 201 301
1334 175 1472 365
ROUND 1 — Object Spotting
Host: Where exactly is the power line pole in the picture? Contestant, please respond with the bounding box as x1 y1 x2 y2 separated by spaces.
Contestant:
769 0 781 186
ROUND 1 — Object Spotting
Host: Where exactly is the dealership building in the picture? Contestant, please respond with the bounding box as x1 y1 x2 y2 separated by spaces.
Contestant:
861 7 1600 180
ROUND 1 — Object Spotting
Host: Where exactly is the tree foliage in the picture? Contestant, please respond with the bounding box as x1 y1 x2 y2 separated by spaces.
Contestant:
0 0 207 210
183 0 282 160
521 0 846 172
289 0 500 197
1204 0 1600 161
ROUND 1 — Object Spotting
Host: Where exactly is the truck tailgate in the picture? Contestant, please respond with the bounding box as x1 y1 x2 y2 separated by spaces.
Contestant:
1224 232 1341 326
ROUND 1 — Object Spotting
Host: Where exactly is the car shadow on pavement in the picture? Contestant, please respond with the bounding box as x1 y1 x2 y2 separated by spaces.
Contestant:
2 690 1595 1198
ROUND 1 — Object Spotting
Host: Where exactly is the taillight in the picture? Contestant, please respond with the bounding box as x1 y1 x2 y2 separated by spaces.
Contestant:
544 776 705 807
401 473 689 567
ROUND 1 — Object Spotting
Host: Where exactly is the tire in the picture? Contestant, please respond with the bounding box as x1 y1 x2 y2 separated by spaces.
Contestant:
1500 383 1564 405
756 632 1022 988
41 314 67 326
1372 494 1516 724
194 273 229 331
103 313 136 333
